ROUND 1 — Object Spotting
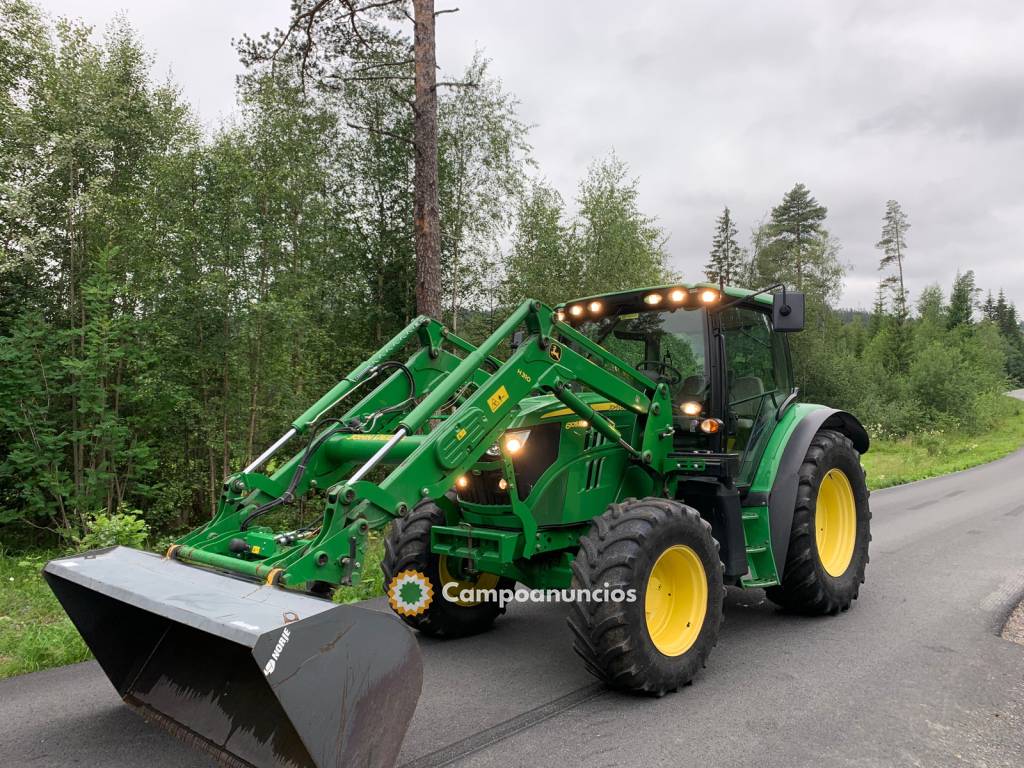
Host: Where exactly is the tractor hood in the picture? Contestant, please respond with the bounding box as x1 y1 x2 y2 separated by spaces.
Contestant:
508 392 631 428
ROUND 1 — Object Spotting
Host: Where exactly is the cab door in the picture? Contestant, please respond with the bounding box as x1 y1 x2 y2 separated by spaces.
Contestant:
717 304 794 486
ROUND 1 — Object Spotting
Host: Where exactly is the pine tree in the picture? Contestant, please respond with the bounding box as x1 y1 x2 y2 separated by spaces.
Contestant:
764 183 827 291
994 290 1016 336
704 206 744 285
868 281 887 337
875 199 910 320
982 291 996 322
947 271 978 329
755 183 841 303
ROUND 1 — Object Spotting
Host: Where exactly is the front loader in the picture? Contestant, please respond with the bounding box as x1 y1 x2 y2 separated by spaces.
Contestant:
45 282 872 767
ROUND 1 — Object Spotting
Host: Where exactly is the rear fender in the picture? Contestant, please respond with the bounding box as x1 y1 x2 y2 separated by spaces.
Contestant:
766 408 869 580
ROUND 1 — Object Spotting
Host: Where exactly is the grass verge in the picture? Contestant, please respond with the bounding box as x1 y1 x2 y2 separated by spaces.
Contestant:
862 395 1024 490
0 550 90 679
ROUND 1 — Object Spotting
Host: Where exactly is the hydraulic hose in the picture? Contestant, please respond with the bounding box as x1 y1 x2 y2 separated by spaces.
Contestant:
238 360 417 531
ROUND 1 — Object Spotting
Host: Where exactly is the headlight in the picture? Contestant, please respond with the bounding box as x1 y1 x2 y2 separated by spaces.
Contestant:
503 429 530 455
680 401 702 417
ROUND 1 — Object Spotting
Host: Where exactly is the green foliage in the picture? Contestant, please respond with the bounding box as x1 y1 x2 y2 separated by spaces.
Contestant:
502 153 669 307
741 187 1018 441
862 394 1024 490
502 180 575 306
74 510 150 550
0 6 538 543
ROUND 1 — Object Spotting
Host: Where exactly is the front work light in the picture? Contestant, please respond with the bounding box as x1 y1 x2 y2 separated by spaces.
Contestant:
504 430 531 454
680 401 702 417
644 293 663 306
700 289 719 304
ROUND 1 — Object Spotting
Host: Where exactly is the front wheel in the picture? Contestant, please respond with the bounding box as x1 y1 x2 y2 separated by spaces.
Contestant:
567 497 724 696
766 428 871 614
381 500 514 638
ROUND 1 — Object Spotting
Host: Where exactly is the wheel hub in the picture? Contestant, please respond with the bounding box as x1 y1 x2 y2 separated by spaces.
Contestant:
815 467 857 577
644 544 708 656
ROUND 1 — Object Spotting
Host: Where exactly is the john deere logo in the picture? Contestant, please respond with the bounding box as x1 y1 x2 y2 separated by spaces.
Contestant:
549 343 562 362
387 570 434 617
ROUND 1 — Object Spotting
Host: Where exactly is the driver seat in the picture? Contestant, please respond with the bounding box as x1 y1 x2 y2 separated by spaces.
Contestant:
731 376 764 431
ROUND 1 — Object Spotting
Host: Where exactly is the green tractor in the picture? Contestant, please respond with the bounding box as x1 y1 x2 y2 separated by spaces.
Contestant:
44 282 871 768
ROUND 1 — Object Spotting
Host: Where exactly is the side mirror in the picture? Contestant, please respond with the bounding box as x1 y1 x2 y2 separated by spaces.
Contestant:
510 330 526 351
772 291 805 332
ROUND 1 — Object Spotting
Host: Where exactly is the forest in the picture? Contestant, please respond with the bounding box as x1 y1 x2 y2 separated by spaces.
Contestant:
2 0 1023 547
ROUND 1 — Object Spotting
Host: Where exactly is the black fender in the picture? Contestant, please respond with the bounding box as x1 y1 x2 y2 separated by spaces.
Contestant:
768 409 869 580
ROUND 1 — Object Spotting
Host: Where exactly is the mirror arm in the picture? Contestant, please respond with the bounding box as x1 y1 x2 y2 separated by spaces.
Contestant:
715 282 787 313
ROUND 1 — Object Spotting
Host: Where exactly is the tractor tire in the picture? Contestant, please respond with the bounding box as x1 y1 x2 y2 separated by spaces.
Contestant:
766 428 871 615
567 497 724 696
381 499 513 638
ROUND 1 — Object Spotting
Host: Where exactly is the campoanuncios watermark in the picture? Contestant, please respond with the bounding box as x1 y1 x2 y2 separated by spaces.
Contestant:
386 570 638 615
441 580 637 609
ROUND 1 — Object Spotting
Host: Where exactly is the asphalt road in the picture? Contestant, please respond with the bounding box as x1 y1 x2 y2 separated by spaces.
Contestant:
4 448 1024 767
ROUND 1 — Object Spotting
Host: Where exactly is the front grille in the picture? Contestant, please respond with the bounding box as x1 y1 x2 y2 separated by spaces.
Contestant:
458 469 510 505
583 428 607 490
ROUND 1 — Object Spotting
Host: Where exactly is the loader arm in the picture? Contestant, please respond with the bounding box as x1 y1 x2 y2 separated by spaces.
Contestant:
171 299 674 591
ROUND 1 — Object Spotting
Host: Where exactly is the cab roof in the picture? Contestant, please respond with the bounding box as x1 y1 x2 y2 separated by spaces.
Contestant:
555 282 772 321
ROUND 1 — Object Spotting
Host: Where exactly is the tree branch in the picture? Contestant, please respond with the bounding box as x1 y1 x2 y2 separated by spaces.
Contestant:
350 58 415 72
328 74 414 82
435 80 478 89
346 121 414 145
435 7 459 16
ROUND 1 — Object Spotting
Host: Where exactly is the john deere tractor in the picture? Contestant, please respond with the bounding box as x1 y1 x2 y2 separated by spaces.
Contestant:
45 282 871 768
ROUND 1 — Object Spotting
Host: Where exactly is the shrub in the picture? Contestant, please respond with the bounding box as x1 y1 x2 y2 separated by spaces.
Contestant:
74 510 150 551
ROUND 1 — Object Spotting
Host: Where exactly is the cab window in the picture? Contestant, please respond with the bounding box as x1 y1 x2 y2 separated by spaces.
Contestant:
578 308 707 400
720 306 792 479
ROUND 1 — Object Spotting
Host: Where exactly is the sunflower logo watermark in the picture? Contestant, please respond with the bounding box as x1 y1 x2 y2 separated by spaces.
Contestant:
387 570 434 616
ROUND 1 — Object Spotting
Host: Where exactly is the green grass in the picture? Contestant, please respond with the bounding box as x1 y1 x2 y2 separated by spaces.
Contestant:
3 396 1023 679
0 550 90 679
862 395 1024 490
334 530 387 603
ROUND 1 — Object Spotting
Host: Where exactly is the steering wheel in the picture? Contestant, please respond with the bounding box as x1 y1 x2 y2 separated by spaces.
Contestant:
634 360 683 385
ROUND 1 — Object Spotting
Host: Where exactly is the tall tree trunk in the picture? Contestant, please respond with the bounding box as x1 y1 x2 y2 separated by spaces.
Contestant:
413 0 441 319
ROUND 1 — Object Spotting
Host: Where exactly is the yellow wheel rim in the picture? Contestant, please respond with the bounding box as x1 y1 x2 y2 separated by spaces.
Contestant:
644 544 708 657
438 555 500 607
815 468 857 577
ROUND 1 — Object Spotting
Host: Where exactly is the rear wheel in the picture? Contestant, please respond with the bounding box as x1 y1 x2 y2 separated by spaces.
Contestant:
766 429 871 614
381 500 513 638
567 497 724 695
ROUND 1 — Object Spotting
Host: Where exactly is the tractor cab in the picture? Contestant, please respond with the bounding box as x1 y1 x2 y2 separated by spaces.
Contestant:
556 283 804 489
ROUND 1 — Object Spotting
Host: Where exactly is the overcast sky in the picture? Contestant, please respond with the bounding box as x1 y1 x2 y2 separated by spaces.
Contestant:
37 1 1024 309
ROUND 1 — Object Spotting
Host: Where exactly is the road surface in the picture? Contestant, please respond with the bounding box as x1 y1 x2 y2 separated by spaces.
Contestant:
3 448 1024 767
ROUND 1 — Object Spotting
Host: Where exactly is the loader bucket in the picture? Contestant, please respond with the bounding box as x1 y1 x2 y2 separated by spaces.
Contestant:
43 547 423 768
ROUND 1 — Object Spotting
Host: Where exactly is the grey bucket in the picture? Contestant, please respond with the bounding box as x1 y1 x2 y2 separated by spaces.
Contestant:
43 547 423 768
